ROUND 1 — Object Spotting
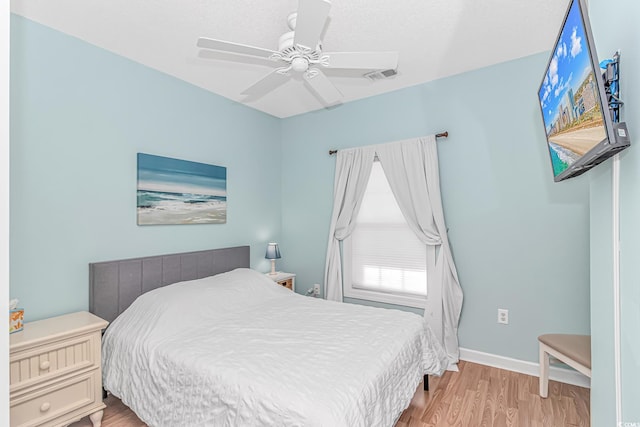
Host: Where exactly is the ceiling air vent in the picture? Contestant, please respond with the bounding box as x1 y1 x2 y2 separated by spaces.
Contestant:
364 69 398 81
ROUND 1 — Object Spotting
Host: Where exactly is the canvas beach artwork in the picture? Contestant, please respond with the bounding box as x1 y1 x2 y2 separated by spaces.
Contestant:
137 153 227 225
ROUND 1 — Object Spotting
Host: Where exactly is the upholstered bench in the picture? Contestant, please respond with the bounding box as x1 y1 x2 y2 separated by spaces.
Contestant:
538 334 591 398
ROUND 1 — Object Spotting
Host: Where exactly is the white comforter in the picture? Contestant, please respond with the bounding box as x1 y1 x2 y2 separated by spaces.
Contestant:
102 268 447 427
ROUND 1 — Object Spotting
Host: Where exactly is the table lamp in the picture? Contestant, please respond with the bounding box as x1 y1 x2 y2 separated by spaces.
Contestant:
265 242 281 276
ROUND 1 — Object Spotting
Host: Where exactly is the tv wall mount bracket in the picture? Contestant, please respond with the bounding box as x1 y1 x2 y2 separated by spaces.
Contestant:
601 51 630 144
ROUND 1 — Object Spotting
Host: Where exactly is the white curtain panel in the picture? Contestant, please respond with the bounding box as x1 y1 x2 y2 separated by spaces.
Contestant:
377 136 463 369
324 136 463 369
323 146 376 301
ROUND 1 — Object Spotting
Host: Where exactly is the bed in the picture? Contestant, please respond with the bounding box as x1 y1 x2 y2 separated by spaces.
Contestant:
90 246 448 427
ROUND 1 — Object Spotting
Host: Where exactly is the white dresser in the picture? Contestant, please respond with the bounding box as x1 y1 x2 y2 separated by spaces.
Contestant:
9 311 109 427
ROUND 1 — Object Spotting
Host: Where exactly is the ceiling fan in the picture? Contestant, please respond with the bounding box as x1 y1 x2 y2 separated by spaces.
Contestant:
196 0 399 106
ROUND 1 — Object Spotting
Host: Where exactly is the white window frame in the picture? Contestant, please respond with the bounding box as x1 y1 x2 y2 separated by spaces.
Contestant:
343 226 437 309
342 160 439 309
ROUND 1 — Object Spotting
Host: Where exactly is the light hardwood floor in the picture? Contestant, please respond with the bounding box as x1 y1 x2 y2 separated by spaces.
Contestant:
70 361 589 427
396 361 589 427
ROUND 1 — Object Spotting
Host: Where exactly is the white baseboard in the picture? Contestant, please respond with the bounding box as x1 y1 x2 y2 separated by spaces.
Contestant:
459 347 591 389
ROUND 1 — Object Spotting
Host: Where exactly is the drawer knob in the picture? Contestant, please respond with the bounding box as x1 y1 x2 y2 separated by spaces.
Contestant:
39 361 50 370
40 402 51 412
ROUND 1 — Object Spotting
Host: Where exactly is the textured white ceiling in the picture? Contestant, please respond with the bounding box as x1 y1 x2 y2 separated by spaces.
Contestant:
10 0 568 118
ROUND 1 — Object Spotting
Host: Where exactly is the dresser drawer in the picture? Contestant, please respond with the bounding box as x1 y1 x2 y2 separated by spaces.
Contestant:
10 333 98 393
10 369 99 427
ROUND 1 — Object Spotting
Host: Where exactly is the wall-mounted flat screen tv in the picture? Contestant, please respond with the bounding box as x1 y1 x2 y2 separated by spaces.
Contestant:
538 0 629 182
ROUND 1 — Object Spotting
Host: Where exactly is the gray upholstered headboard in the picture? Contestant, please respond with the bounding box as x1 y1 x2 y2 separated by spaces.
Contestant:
89 246 250 323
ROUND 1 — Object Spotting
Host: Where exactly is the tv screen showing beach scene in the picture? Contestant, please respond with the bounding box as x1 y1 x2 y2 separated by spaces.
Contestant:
538 0 607 178
137 153 227 225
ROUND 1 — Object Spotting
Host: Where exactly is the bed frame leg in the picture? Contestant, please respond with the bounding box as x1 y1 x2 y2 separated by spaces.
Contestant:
423 374 429 391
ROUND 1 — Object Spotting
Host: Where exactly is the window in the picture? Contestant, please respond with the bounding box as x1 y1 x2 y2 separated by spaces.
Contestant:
344 161 436 308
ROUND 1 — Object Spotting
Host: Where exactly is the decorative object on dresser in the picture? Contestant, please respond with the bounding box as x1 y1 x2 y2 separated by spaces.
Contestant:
9 311 109 427
9 299 24 334
265 242 281 275
137 153 227 226
266 271 296 291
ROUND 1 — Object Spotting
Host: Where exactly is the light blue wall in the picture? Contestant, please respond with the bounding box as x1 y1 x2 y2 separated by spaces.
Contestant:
589 163 616 425
588 0 640 424
280 53 591 363
10 8 601 388
10 16 282 322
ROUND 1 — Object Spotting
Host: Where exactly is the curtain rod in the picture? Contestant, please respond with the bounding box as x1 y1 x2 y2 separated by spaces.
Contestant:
328 131 448 156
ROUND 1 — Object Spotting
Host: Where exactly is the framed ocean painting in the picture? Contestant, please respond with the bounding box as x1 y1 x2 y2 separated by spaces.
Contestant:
137 153 227 225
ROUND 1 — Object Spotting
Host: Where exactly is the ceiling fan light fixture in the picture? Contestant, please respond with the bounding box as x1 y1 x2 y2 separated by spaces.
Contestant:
291 57 309 72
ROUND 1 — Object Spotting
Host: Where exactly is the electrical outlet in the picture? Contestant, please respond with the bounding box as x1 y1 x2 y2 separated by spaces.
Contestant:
313 284 321 297
498 309 509 325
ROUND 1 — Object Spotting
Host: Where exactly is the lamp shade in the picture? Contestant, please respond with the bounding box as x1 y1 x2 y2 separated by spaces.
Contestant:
265 243 281 260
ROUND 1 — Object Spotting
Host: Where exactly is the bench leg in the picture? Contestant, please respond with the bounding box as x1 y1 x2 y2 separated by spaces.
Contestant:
423 374 429 391
539 344 550 398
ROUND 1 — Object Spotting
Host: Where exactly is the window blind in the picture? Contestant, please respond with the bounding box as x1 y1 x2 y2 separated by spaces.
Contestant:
349 162 427 297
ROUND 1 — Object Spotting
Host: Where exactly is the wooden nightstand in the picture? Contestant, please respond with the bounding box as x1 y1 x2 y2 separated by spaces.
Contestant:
266 272 296 291
9 311 109 427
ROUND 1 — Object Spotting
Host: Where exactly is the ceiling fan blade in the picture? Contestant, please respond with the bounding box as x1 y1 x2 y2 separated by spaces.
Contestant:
197 37 278 59
294 0 331 50
303 68 342 106
197 49 279 68
241 68 290 98
321 51 399 71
